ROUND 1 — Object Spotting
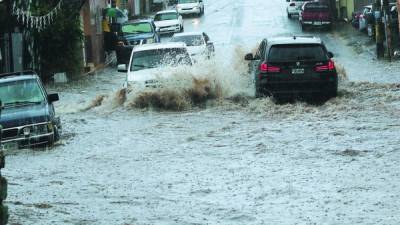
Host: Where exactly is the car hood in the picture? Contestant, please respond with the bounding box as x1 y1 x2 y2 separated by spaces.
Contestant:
127 66 193 89
154 20 180 27
122 33 154 41
0 103 50 129
177 3 199 8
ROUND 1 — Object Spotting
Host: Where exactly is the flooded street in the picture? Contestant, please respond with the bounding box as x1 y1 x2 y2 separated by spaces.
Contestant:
5 0 400 224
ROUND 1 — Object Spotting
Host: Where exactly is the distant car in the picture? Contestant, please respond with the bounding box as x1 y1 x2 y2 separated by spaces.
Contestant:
358 5 373 32
244 36 338 98
118 42 193 89
169 32 214 59
0 71 61 148
176 0 204 17
286 0 312 18
115 19 161 65
154 10 184 34
299 1 333 30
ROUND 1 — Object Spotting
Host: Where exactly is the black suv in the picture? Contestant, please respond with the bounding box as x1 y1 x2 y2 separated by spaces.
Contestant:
245 36 338 98
116 19 161 65
0 71 61 149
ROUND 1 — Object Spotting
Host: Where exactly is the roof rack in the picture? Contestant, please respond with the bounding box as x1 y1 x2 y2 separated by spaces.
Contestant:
0 70 37 78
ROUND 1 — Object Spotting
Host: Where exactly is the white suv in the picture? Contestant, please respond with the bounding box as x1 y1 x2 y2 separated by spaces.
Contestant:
176 0 204 17
286 0 311 18
154 10 184 34
118 42 193 89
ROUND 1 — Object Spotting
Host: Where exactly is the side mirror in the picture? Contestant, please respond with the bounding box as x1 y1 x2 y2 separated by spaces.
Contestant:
327 52 334 58
118 64 128 73
394 51 400 58
286 0 290 2
48 93 59 103
244 53 254 61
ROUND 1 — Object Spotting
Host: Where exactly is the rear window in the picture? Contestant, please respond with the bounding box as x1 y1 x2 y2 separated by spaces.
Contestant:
304 3 329 12
268 44 328 62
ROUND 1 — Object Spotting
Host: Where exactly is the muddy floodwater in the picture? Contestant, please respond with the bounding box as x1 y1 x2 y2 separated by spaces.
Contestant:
4 0 400 224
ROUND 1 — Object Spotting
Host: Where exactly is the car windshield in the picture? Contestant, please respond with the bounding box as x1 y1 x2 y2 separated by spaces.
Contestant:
178 0 198 3
268 44 328 62
304 3 329 12
131 48 192 72
170 35 204 46
155 13 178 21
122 22 152 34
0 79 45 107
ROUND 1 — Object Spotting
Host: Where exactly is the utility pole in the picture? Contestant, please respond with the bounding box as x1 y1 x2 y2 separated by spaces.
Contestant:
5 0 13 72
374 0 385 58
382 0 393 60
397 0 400 38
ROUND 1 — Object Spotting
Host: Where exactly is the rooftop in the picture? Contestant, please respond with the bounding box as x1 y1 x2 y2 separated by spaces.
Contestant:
268 36 322 45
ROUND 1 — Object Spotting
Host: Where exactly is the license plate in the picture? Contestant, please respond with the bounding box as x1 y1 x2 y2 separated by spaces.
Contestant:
314 21 322 25
292 68 304 74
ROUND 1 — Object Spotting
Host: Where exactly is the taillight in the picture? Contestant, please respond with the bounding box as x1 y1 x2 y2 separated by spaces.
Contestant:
260 63 280 73
290 3 295 6
315 59 335 72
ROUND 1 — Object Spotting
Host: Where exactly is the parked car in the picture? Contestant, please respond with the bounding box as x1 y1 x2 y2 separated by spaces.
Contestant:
115 19 161 65
154 10 184 34
118 42 193 89
0 71 61 149
176 0 204 17
169 32 214 59
286 0 312 18
299 1 332 30
244 36 338 99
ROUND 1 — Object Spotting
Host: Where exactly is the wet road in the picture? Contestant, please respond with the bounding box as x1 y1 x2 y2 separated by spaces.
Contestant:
5 0 400 224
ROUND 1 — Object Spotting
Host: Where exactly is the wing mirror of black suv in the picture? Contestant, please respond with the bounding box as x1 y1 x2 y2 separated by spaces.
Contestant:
327 52 334 58
244 53 254 60
286 0 290 2
48 93 59 103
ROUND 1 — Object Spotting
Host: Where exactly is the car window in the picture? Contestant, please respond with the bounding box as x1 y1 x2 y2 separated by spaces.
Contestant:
131 48 192 72
255 41 265 59
304 2 329 12
122 22 153 34
0 79 45 107
170 35 204 46
268 44 328 62
155 13 178 21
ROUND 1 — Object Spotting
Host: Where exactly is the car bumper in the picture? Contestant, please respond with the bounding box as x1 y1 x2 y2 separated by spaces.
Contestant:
158 25 181 34
2 132 54 149
302 21 332 26
260 79 337 94
178 8 201 15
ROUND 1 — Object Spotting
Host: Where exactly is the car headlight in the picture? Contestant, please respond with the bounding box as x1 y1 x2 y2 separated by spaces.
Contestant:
147 38 155 44
24 123 49 136
194 6 199 10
